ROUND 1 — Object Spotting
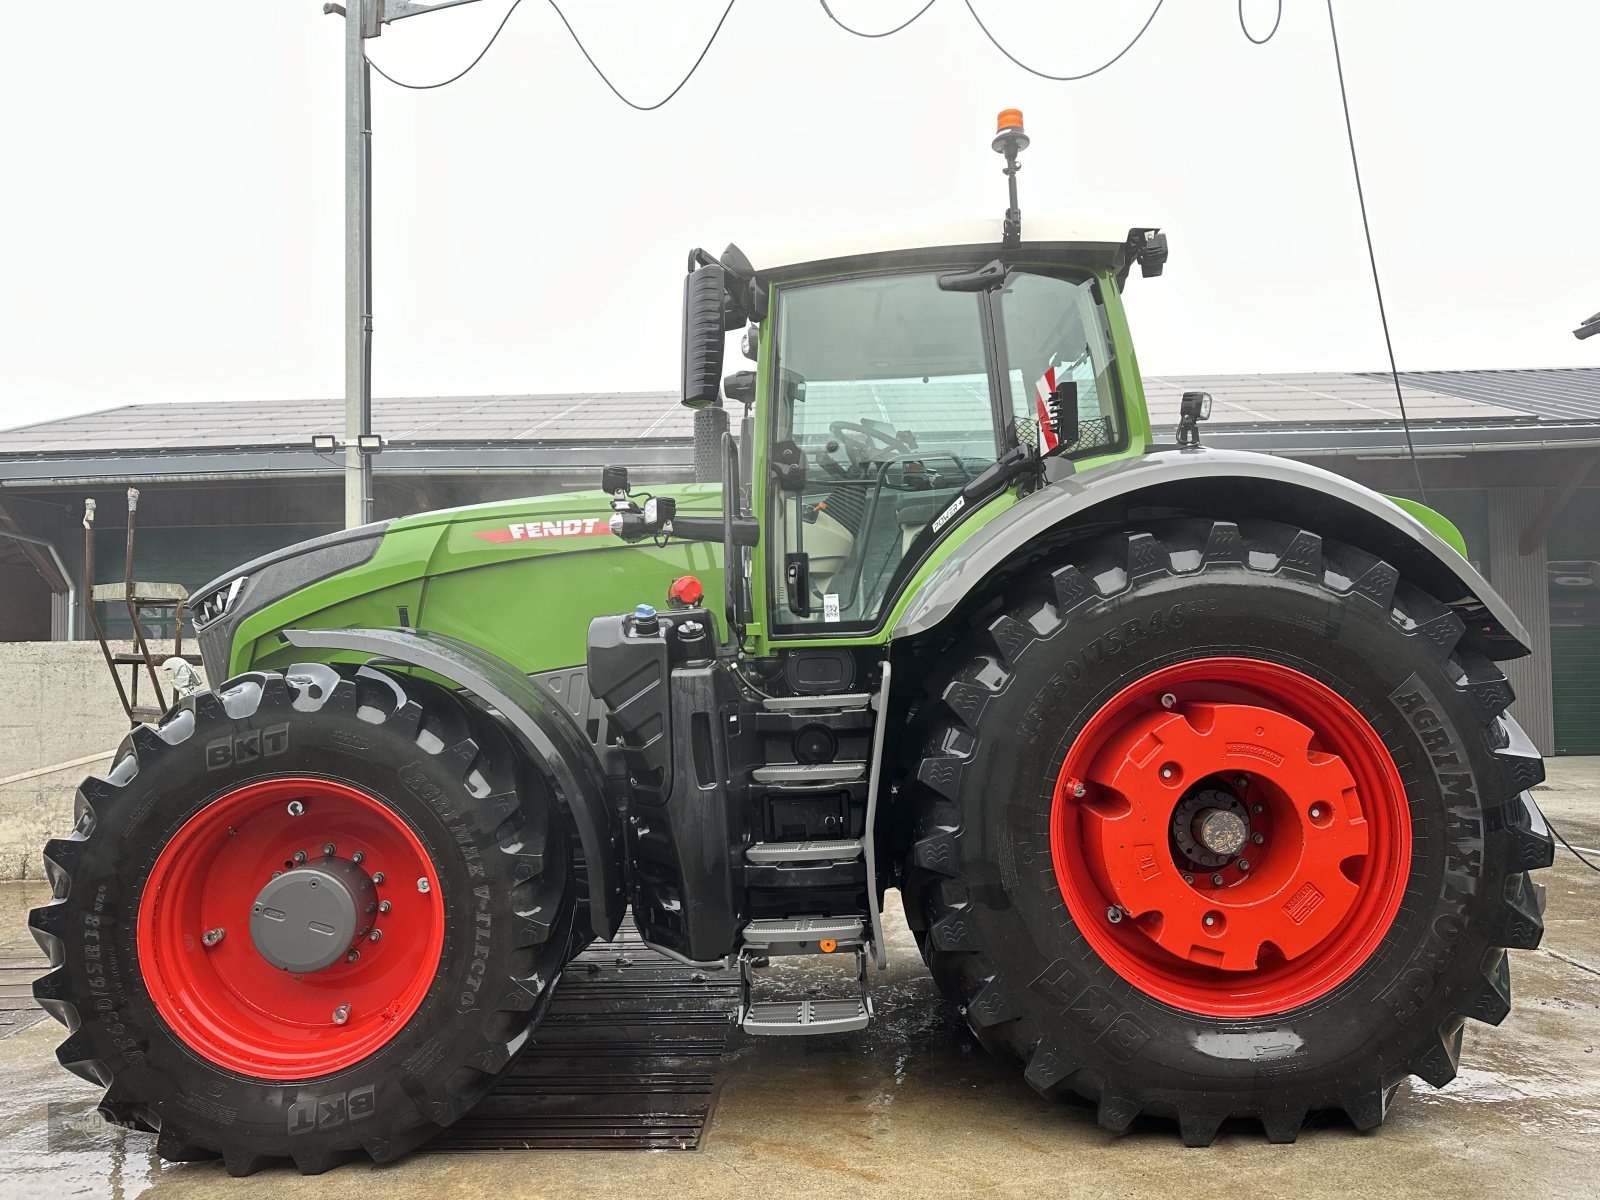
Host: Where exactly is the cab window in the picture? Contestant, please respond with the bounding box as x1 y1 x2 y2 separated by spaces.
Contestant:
1000 273 1123 456
768 272 999 631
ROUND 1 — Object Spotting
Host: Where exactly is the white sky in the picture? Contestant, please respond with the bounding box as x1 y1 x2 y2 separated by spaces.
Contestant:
2 1 1597 429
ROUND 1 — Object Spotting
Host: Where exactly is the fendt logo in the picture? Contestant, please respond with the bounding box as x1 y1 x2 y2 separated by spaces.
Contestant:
474 518 609 544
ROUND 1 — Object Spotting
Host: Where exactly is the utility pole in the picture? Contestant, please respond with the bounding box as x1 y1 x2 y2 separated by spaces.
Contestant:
327 0 487 528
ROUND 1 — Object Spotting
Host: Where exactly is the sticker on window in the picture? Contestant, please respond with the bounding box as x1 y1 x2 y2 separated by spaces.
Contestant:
823 593 841 622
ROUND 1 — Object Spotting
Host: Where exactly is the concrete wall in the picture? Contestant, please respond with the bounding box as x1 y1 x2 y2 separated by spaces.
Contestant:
0 642 203 881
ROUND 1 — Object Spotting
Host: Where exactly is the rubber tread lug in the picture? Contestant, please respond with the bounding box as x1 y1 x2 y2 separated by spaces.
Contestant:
1414 1021 1464 1088
1200 520 1246 565
1050 563 1095 613
1179 1109 1226 1148
1022 1038 1077 1097
911 832 960 878
1277 530 1324 578
1467 949 1512 1025
928 905 980 952
965 977 1017 1028
986 614 1036 669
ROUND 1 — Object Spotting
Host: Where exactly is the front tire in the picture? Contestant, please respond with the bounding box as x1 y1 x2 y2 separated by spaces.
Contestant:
902 520 1553 1144
30 664 575 1175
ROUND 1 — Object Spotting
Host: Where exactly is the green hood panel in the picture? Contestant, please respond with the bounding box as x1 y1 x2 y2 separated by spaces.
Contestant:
227 486 727 677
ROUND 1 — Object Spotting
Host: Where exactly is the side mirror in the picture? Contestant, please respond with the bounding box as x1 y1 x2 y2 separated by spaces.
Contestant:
682 263 740 408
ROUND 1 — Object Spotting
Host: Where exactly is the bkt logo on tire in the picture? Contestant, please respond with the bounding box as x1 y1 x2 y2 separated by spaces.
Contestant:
205 724 289 770
287 1085 375 1135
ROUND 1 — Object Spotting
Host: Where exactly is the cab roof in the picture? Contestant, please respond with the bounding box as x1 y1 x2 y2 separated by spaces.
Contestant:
743 219 1164 287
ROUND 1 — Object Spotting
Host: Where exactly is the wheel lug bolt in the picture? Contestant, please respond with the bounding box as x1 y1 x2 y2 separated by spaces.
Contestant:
293 850 307 865
202 927 225 947
346 949 360 963
1210 873 1225 886
1181 872 1194 884
1105 906 1123 924
1251 803 1263 815
1309 804 1325 820
1203 914 1218 928
372 872 385 885
1235 776 1249 789
379 900 392 914
271 870 283 879
287 800 305 817
368 929 382 942
1160 692 1177 710
1160 766 1175 780
417 877 431 894
1237 859 1250 871
332 1004 350 1025
1251 832 1265 845
1071 781 1087 799
352 851 365 864
322 843 336 857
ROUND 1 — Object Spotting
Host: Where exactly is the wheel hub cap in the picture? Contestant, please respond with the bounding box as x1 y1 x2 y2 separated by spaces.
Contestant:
137 776 444 1079
250 858 375 973
1050 657 1411 1017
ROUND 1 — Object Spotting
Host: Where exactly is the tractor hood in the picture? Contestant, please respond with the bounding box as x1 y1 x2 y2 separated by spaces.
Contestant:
191 486 727 682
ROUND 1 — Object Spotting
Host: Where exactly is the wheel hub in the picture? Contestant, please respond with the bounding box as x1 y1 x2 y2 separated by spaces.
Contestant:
1050 657 1411 1017
137 776 444 1079
250 858 375 974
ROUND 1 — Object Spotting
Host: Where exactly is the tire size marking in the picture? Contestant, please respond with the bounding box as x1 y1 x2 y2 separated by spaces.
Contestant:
1018 600 1215 742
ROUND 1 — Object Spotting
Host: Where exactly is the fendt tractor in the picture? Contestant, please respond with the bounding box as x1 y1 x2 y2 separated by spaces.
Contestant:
32 114 1553 1174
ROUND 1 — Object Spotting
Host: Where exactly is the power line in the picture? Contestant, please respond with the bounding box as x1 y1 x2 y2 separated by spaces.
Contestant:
545 0 739 111
959 0 1166 81
820 0 939 39
1239 0 1282 46
367 0 527 90
368 0 740 111
1325 0 1428 504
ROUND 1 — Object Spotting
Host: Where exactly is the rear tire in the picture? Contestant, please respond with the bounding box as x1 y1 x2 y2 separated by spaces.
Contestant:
901 520 1553 1143
30 664 575 1175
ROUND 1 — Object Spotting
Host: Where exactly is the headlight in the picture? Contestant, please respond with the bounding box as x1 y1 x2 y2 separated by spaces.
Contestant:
191 576 246 630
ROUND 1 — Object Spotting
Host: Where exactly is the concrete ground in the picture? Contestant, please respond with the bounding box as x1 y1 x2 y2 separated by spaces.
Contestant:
2 764 1599 1200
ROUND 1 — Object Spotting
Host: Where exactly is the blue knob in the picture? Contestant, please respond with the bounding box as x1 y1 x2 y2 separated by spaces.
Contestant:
634 603 657 620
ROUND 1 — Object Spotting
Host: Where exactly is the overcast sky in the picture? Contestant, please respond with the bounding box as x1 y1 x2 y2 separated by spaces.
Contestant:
2 1 1596 429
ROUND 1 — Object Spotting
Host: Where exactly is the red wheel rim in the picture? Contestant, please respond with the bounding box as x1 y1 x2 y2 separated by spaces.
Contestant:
138 777 444 1079
1050 657 1411 1017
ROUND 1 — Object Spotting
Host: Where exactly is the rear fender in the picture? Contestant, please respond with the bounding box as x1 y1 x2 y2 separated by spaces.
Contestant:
895 448 1532 659
282 626 626 940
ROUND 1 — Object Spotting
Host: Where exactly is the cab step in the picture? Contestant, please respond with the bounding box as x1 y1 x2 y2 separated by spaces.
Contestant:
740 998 869 1036
741 915 865 952
744 839 863 865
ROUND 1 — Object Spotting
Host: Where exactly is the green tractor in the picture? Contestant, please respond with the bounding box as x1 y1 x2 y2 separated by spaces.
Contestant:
32 114 1552 1172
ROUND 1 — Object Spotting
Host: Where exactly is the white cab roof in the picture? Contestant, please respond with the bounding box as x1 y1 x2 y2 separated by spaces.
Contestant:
743 218 1151 280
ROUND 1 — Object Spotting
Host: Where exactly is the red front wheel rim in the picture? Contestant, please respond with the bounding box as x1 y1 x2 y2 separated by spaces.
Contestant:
138 777 445 1079
1050 657 1411 1017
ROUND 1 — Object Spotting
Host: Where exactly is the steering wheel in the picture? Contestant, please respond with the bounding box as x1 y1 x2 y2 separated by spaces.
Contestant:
829 420 916 464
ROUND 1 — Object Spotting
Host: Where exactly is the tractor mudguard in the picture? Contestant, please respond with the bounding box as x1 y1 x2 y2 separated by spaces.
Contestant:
895 447 1532 659
282 626 627 940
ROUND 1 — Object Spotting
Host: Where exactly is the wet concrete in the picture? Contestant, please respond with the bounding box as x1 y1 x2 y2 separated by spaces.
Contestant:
3 761 1599 1199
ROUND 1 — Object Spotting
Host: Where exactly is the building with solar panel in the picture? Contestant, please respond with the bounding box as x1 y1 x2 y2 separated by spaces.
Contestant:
1 369 1597 754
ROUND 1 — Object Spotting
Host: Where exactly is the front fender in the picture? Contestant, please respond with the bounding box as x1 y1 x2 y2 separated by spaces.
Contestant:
282 626 626 940
895 448 1532 659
